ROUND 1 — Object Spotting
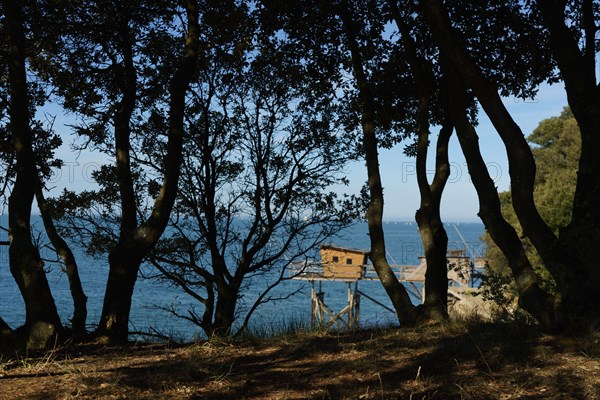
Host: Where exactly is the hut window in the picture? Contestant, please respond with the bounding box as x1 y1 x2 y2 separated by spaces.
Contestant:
346 258 353 265
332 256 339 263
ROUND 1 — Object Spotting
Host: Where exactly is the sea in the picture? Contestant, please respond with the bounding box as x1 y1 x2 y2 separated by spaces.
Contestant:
0 216 485 341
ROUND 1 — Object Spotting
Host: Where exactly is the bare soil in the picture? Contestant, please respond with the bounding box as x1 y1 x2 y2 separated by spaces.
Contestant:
1 322 599 399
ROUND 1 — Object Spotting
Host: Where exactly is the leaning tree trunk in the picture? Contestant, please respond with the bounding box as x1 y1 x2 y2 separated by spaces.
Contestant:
392 3 452 322
4 0 63 349
338 1 417 325
445 62 556 327
36 184 87 336
97 0 200 342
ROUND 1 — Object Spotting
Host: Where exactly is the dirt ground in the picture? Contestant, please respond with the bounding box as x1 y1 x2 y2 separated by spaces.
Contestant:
1 322 599 399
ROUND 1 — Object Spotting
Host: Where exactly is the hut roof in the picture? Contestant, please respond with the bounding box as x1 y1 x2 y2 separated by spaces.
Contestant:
319 244 369 255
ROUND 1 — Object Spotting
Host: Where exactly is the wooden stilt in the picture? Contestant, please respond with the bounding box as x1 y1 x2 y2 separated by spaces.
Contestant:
353 281 360 327
309 280 361 331
347 283 353 328
310 281 316 329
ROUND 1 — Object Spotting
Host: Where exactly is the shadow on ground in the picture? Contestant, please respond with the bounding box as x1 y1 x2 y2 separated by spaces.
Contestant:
1 322 599 399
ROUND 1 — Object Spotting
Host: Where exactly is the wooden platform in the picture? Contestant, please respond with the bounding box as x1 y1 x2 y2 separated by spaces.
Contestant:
291 244 485 330
291 257 475 286
291 263 424 282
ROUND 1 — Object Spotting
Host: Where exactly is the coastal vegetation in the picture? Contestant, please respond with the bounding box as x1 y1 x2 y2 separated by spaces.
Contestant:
1 320 599 399
1 1 599 396
481 108 581 314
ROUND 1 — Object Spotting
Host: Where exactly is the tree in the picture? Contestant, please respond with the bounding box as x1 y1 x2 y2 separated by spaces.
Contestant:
420 0 600 329
258 0 425 325
96 0 199 342
1 0 88 344
534 0 600 327
388 0 453 322
149 28 353 335
2 0 64 348
262 0 468 324
443 59 556 327
35 184 87 336
337 0 419 324
43 0 200 342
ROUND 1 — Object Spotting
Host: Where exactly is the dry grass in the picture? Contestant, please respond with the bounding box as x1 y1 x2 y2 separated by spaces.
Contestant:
1 321 599 399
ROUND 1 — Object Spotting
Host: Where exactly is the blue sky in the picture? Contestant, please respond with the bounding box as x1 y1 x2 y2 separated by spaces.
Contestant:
38 82 569 223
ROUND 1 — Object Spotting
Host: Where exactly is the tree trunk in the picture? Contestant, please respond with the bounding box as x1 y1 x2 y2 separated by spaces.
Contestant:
445 63 556 327
97 2 139 341
202 254 238 337
199 281 216 336
98 248 144 340
0 316 13 354
210 286 238 337
536 0 600 329
0 316 12 336
556 104 600 327
4 0 63 349
36 184 87 336
338 1 417 325
414 123 452 322
391 2 451 322
97 0 200 341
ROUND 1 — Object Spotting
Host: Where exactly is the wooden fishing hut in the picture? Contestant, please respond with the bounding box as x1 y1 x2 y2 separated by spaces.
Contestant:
291 245 369 330
291 244 479 330
320 244 368 280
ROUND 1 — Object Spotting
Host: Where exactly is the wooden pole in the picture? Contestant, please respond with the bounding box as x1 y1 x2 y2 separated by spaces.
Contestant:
310 281 315 329
347 282 353 328
354 280 360 327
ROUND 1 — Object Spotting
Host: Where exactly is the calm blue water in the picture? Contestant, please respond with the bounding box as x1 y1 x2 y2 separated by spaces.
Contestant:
0 216 485 340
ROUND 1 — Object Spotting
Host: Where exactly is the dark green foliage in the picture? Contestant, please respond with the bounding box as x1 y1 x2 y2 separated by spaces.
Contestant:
482 108 580 308
448 1 557 96
40 0 189 252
